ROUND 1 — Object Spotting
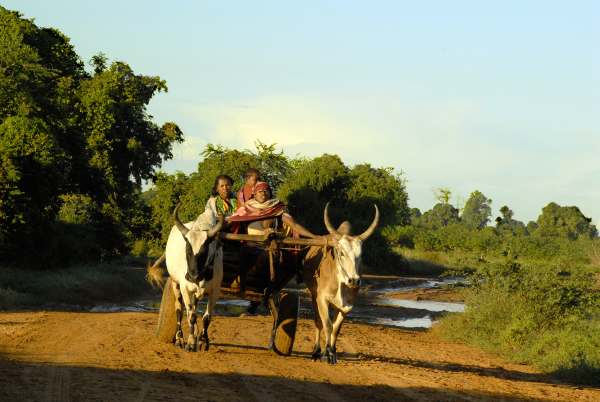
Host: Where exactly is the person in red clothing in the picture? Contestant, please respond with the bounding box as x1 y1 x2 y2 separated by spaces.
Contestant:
228 181 318 299
237 168 261 206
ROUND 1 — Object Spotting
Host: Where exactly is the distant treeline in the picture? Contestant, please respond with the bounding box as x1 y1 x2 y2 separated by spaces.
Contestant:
384 189 598 263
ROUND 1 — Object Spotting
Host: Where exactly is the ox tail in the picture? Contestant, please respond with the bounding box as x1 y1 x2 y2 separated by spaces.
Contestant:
146 254 167 290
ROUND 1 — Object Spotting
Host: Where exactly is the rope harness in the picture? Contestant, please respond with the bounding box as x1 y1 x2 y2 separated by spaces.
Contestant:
334 248 350 280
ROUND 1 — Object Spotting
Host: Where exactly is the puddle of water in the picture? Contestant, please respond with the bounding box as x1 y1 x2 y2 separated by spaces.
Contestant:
362 316 433 328
377 297 465 313
89 298 252 314
370 277 465 294
89 305 149 313
89 279 464 329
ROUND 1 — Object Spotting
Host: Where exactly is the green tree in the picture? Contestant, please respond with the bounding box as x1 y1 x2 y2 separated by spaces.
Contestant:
495 206 525 231
461 190 492 230
421 203 460 229
536 202 598 240
526 221 538 234
0 7 184 264
75 57 184 256
0 7 87 260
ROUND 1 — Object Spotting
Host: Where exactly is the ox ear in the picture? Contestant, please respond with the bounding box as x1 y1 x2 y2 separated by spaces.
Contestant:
207 212 224 238
173 202 190 237
356 204 380 242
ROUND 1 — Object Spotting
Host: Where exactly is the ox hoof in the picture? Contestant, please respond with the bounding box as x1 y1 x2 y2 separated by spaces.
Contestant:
322 355 335 364
184 343 197 352
175 340 183 349
311 353 322 362
200 340 210 352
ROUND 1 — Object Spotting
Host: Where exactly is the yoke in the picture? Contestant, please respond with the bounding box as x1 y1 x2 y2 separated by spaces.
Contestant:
216 232 333 303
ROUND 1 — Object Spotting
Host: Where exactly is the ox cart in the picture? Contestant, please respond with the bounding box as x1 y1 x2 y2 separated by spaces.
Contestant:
155 231 333 356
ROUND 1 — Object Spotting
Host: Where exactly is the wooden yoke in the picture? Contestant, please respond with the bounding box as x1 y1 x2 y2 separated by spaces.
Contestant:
217 233 334 247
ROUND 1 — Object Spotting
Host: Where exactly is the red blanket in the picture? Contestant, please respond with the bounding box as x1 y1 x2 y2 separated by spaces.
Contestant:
226 199 293 222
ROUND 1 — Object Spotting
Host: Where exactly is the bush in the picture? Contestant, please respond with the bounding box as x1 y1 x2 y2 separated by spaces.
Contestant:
0 258 152 307
382 225 417 248
435 256 600 385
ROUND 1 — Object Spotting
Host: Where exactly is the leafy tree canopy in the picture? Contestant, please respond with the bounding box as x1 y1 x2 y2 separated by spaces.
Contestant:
461 190 492 230
431 186 452 204
420 203 460 229
536 202 598 240
495 205 525 231
0 7 183 265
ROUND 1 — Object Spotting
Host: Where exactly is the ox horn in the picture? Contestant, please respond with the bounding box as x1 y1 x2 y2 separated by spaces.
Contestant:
324 202 342 241
173 202 190 237
357 204 380 242
207 212 225 238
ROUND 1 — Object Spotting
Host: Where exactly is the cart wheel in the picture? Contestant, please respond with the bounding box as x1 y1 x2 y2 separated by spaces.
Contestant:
272 291 300 356
155 277 178 343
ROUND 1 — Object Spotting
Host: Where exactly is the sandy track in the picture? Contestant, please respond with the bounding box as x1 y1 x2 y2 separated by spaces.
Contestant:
0 310 597 401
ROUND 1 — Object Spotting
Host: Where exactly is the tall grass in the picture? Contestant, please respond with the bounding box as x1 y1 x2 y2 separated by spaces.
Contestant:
0 256 153 309
434 256 600 386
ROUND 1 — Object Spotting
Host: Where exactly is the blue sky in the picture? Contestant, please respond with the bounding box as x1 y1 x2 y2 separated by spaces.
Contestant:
6 1 599 225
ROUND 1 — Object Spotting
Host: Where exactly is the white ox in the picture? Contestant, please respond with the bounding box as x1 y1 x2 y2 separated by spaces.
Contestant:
164 203 224 352
303 203 379 364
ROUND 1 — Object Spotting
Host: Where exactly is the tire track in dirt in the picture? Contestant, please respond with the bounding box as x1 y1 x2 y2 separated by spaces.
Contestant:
345 333 527 402
44 315 94 402
337 334 481 402
207 315 350 401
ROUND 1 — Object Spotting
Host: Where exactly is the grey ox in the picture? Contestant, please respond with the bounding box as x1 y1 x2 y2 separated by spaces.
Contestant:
161 203 224 352
304 203 379 364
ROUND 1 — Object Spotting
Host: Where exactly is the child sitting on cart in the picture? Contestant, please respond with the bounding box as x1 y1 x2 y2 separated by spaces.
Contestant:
237 168 261 205
227 181 318 298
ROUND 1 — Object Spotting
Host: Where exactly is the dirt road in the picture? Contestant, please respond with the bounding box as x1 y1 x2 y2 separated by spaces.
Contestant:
1 307 597 401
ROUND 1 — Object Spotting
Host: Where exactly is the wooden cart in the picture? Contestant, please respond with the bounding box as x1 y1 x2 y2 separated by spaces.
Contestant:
155 231 333 356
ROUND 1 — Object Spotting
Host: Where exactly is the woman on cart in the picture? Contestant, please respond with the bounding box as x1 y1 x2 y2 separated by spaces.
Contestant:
227 181 318 298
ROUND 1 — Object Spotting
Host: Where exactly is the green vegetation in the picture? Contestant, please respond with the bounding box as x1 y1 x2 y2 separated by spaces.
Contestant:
0 257 151 309
387 187 600 385
0 7 183 267
433 250 600 386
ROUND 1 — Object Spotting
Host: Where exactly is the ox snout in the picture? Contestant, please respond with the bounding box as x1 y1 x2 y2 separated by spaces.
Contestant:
346 276 361 288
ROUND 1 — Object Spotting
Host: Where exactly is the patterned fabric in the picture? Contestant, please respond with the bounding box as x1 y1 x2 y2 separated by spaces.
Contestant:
204 194 238 219
226 198 294 223
237 188 245 205
252 181 271 194
215 195 238 215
